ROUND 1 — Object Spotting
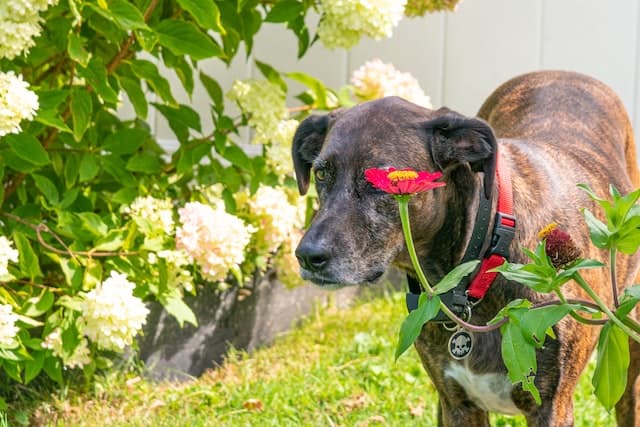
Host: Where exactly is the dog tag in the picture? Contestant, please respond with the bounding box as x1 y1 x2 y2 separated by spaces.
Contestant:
448 329 473 360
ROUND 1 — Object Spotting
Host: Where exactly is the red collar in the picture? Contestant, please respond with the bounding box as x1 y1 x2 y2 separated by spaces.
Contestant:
405 151 516 314
466 152 515 300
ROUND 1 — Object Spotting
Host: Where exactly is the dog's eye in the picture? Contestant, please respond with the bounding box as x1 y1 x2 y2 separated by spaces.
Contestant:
315 168 326 182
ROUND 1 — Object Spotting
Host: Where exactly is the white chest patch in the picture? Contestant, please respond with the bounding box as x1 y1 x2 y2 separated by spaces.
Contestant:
444 362 522 415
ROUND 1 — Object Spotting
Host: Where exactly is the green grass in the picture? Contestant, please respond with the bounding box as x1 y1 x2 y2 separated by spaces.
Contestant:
7 292 616 426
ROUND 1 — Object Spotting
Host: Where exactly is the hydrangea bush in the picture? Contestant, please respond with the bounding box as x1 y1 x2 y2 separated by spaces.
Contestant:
0 0 442 402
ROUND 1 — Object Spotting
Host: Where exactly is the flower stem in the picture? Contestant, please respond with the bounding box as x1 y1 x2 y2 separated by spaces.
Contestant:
397 197 433 297
555 290 607 325
609 248 619 308
573 272 640 343
398 196 507 333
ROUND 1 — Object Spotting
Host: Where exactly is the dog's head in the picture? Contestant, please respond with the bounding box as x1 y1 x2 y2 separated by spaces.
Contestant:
292 96 497 287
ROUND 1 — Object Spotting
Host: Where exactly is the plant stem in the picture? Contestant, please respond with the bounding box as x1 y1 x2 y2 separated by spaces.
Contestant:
397 197 433 297
609 248 619 308
555 290 607 325
573 272 640 343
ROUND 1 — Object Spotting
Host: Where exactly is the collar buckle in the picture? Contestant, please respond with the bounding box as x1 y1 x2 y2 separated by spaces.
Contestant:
486 212 516 258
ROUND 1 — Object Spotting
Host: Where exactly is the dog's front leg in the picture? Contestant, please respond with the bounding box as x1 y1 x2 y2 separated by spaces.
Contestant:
437 398 490 427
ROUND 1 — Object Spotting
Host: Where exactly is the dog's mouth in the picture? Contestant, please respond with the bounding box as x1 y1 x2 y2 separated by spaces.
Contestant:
300 268 385 288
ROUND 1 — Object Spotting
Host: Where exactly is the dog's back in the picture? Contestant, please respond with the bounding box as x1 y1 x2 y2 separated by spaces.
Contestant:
478 70 640 190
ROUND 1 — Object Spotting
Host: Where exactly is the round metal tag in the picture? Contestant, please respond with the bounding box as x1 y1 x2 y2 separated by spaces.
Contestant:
448 329 473 360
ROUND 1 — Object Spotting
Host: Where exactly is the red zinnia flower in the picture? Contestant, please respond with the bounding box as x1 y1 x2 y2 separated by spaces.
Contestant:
364 168 445 195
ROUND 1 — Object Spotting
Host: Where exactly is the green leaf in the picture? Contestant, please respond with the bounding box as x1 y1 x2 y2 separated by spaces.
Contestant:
23 289 55 317
90 0 149 31
1 149 38 173
493 262 555 293
286 72 332 109
119 76 148 119
582 208 611 249
160 292 198 327
162 50 194 96
13 232 42 281
78 58 119 104
222 144 251 171
103 128 149 154
501 321 540 404
153 103 201 143
71 88 93 142
130 59 177 106
395 294 441 360
43 355 63 384
4 134 50 166
34 111 72 133
32 174 60 204
593 323 630 410
155 19 222 60
126 153 162 174
102 155 136 187
265 0 303 23
134 28 159 51
24 351 45 384
255 60 287 92
200 72 223 111
432 260 480 295
67 33 91 67
176 0 225 33
520 304 573 346
617 285 640 318
93 229 124 251
78 154 99 182
77 212 108 238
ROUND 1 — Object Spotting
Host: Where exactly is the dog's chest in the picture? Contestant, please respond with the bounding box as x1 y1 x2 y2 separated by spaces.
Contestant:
444 363 522 415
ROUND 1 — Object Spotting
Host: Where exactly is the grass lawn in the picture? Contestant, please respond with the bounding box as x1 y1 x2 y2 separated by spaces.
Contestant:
7 291 616 426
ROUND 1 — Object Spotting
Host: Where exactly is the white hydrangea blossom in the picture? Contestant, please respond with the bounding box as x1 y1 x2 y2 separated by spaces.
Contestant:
176 202 253 282
79 272 149 352
0 304 19 349
318 0 407 49
0 0 59 59
0 236 19 281
351 59 432 108
228 80 289 144
0 71 39 136
265 119 299 177
121 196 175 237
246 185 300 254
42 329 91 369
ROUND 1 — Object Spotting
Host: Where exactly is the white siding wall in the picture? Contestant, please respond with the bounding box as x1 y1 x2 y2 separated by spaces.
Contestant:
153 0 640 155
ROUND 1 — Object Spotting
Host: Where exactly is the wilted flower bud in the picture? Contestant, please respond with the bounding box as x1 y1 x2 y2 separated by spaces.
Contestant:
538 223 581 268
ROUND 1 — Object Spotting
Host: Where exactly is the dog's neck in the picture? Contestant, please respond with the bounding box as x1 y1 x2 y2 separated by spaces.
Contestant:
415 165 497 285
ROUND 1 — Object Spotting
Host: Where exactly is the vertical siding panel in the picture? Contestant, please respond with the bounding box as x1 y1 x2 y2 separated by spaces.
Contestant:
542 0 637 141
443 0 542 116
349 14 447 107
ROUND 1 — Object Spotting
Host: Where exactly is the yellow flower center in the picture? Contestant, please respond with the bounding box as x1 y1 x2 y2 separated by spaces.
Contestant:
387 170 418 182
538 222 558 239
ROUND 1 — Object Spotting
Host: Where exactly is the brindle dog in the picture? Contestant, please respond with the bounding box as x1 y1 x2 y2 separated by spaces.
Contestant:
292 70 640 426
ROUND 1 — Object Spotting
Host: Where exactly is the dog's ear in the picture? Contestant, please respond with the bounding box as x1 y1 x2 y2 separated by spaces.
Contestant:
425 110 497 198
292 114 330 195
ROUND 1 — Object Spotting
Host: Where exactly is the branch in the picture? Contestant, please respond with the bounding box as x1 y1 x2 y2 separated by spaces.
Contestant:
1 213 139 259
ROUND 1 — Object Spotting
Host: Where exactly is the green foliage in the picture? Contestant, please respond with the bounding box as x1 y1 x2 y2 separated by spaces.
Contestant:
0 0 341 390
494 185 640 409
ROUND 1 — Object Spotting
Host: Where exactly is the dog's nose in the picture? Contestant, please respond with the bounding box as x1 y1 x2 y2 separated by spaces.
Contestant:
295 242 330 272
